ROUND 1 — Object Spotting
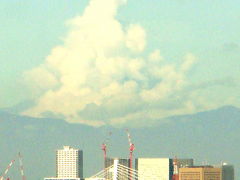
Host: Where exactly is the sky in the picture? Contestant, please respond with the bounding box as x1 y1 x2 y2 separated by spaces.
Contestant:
0 0 240 127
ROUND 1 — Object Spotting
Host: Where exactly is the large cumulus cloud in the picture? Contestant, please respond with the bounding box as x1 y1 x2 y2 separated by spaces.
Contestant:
22 0 203 127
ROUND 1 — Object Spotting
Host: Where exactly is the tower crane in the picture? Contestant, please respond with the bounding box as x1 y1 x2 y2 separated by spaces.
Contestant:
172 156 179 180
0 159 15 180
101 132 112 168
126 129 135 180
18 152 26 180
0 152 26 180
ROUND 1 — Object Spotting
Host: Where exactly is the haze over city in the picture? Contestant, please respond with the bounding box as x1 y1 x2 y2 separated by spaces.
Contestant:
0 0 239 179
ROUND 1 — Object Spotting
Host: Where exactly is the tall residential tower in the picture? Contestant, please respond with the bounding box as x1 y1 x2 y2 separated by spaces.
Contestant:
44 146 83 180
56 146 83 178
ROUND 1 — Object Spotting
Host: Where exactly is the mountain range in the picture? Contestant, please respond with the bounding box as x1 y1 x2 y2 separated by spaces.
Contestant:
0 105 239 179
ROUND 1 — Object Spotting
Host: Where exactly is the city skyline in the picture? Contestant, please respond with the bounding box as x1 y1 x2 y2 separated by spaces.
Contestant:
0 107 238 179
43 145 233 180
0 0 239 179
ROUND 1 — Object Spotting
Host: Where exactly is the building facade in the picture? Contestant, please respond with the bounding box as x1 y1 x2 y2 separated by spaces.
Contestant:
177 159 194 168
135 158 193 180
222 163 234 180
135 158 173 180
179 166 222 180
44 146 83 180
56 146 83 178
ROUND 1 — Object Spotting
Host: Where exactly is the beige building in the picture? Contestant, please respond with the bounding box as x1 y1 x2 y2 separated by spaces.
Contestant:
179 166 222 180
136 158 171 180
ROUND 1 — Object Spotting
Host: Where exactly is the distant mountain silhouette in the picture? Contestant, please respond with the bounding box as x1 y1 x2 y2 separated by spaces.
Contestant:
0 105 239 179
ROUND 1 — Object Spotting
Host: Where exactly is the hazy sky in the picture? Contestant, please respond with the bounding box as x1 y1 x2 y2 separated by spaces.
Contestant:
1 0 239 127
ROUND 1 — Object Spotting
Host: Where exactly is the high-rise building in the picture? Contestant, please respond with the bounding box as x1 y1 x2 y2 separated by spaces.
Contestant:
56 146 83 178
44 146 83 180
179 166 222 180
222 163 234 180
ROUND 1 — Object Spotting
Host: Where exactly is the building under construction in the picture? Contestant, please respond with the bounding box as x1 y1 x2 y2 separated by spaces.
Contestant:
105 157 130 169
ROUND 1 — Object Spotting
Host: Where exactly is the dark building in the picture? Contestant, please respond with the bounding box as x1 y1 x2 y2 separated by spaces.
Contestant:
105 157 130 180
177 159 194 167
105 157 130 168
222 163 234 180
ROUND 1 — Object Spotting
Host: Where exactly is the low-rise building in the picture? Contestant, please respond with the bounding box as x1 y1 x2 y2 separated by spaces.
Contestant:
179 166 222 180
135 158 172 180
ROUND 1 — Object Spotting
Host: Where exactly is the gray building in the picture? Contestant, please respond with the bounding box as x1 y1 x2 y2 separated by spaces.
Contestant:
105 157 130 180
222 163 234 180
177 158 194 168
105 157 130 168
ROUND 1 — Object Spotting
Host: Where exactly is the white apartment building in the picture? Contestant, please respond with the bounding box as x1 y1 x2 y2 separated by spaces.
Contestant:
56 146 83 178
44 146 83 180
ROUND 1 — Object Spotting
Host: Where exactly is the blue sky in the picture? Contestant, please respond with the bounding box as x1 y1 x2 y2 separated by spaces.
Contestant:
0 0 239 127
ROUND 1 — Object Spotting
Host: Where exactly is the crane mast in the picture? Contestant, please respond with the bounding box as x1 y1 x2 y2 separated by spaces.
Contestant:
172 156 179 180
0 153 26 180
18 152 26 180
101 132 112 168
101 143 107 168
0 160 15 180
126 129 135 180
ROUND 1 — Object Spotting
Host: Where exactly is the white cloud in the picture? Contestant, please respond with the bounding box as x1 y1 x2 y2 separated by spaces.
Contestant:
126 24 146 52
149 49 163 63
181 53 196 72
22 0 212 127
23 65 59 95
